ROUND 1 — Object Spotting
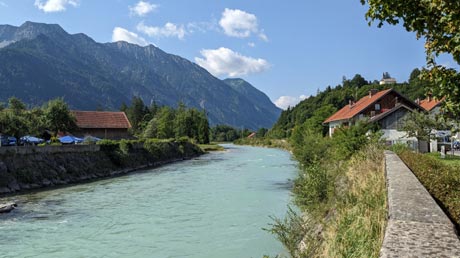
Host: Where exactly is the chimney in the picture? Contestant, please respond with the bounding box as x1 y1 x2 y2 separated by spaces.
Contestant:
349 100 353 108
395 97 399 106
427 93 432 102
416 98 420 104
369 89 379 98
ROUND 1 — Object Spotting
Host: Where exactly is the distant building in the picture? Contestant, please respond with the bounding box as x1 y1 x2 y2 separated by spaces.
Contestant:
247 132 256 138
379 78 397 85
72 111 132 139
323 88 424 148
379 72 397 85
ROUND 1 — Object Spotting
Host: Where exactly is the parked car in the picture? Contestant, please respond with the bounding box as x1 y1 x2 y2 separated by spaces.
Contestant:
436 133 452 152
453 140 460 151
19 136 44 146
0 135 17 146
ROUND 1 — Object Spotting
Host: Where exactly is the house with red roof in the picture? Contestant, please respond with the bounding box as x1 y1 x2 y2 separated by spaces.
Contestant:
418 96 443 114
417 96 447 152
323 89 423 143
72 111 132 139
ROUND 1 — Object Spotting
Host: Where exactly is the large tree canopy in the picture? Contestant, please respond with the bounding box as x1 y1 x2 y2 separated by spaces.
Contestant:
361 0 460 115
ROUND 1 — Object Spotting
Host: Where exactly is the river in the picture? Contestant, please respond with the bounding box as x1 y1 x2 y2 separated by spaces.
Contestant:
0 144 297 258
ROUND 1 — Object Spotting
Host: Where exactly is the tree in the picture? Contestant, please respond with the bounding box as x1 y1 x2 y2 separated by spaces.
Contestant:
174 103 193 139
303 104 337 136
126 97 148 134
197 111 210 144
43 98 77 135
156 107 175 139
401 111 437 152
361 0 460 115
350 74 368 88
256 128 268 138
8 97 26 115
25 107 46 136
0 111 28 139
143 117 159 138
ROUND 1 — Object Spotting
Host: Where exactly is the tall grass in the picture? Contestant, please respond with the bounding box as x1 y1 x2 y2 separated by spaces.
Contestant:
322 143 386 257
267 124 387 257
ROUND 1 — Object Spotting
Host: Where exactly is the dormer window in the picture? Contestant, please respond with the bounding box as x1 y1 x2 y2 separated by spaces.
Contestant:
375 103 381 111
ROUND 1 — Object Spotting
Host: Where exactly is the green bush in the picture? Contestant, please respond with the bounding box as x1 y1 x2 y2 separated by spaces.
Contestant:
119 139 133 154
97 139 119 153
331 122 373 160
293 161 331 213
398 150 460 226
265 207 317 258
143 140 163 160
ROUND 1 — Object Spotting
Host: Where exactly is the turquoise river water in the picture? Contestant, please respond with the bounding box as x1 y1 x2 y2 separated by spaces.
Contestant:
0 144 297 258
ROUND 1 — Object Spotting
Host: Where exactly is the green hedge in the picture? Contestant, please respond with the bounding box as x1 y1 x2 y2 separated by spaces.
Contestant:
398 150 460 227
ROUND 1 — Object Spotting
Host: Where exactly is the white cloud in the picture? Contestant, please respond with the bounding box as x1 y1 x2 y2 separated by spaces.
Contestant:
112 27 149 46
137 21 186 40
274 95 308 110
130 1 157 17
34 0 78 13
195 47 270 77
187 21 218 34
219 8 268 40
259 31 269 42
0 1 7 7
248 42 256 48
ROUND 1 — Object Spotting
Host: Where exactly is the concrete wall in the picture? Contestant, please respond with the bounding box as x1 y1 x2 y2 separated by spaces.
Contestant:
0 142 203 195
381 151 460 257
0 145 100 155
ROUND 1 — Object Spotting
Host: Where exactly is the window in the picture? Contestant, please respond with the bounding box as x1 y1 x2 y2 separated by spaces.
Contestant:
375 103 381 111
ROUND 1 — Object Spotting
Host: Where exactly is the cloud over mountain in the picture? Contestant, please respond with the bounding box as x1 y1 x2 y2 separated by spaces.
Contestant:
137 21 186 39
195 47 270 77
112 27 149 46
274 95 308 110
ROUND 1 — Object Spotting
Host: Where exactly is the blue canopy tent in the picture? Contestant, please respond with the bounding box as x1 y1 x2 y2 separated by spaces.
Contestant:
59 135 83 144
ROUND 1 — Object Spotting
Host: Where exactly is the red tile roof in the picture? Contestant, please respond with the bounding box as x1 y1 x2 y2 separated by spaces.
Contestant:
324 89 393 123
72 111 132 129
419 98 442 111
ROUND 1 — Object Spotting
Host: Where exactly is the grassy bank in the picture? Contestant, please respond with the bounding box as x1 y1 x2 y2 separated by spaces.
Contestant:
198 143 225 152
267 125 387 257
396 150 460 227
426 152 460 167
234 137 291 150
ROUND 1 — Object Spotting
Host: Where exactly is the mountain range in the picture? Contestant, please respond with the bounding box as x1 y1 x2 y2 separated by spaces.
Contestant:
0 21 281 130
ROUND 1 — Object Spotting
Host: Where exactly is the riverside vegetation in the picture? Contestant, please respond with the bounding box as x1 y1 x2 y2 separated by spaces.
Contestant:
264 123 387 258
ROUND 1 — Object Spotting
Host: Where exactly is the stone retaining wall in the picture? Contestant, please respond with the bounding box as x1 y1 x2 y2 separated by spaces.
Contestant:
0 144 100 155
381 151 460 257
0 141 203 195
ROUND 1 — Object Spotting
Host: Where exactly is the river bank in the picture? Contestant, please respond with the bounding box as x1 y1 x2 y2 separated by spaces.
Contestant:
0 139 203 195
245 127 388 257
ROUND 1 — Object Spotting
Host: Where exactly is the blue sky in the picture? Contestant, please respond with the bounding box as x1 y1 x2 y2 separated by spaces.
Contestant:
0 0 451 109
